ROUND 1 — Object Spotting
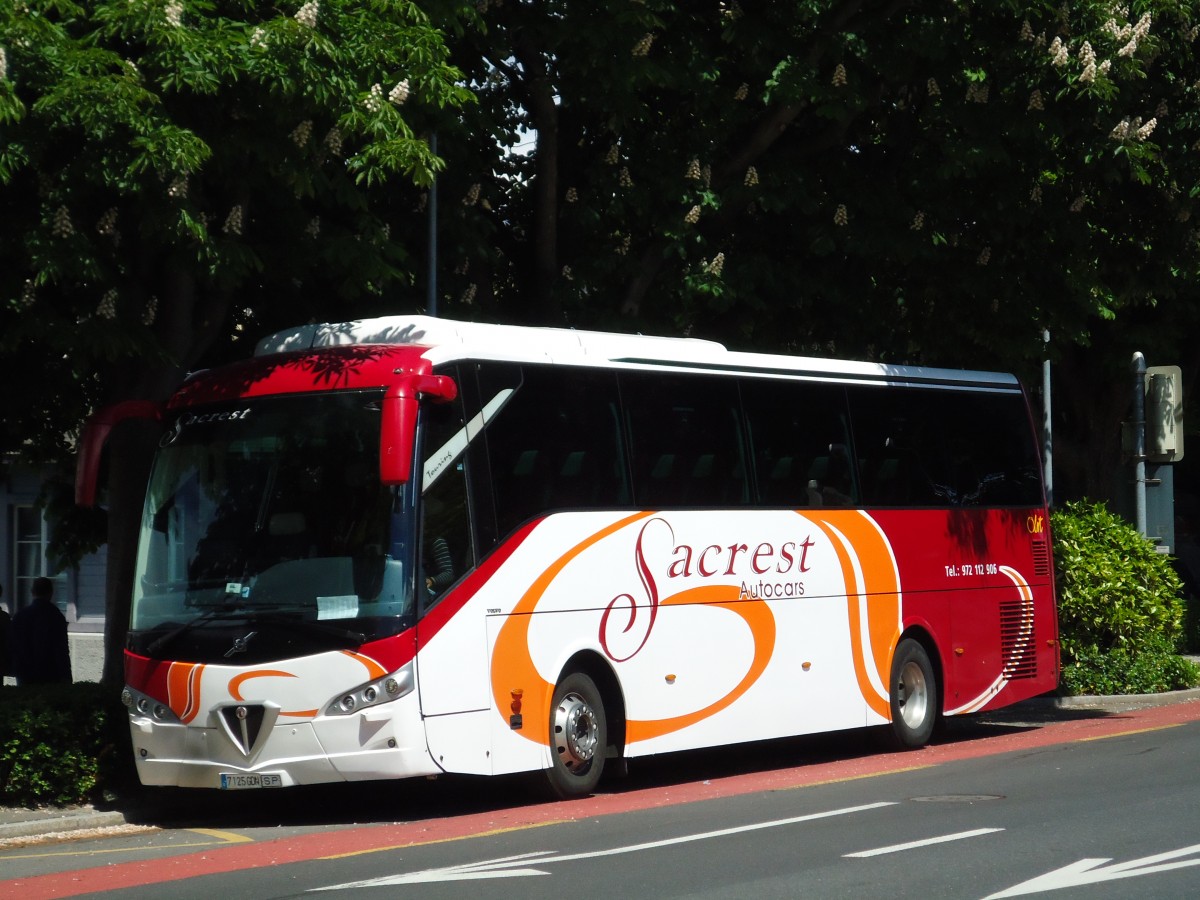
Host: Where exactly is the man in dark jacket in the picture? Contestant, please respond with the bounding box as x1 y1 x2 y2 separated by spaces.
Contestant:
9 577 72 685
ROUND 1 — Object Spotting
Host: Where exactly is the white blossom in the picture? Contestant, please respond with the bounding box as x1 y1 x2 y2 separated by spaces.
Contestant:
364 83 384 113
463 183 481 206
605 144 619 165
52 205 74 237
143 295 158 326
224 204 244 235
685 205 701 225
632 34 655 57
1049 36 1069 67
389 79 410 105
165 1 183 27
167 175 188 199
565 187 578 203
685 158 702 180
910 211 925 231
618 167 633 188
291 120 313 148
20 279 35 308
0 47 7 82
97 289 118 319
323 127 343 157
744 166 759 187
305 216 320 237
295 1 319 28
1028 89 1045 111
734 82 749 101
460 283 477 305
927 78 940 97
96 207 118 235
977 247 991 266
705 252 725 276
1136 117 1157 140
831 63 847 87
833 204 848 226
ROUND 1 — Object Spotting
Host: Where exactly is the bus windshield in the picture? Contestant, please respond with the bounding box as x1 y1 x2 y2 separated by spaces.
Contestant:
130 391 414 660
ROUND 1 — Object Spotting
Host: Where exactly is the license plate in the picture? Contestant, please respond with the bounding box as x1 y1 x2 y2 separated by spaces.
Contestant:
220 772 283 790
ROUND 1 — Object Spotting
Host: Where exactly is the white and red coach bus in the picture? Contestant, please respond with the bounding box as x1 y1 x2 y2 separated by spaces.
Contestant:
77 316 1058 797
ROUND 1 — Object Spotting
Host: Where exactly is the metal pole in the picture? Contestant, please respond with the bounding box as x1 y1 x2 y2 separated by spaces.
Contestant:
1132 351 1147 537
1042 329 1053 508
427 132 438 317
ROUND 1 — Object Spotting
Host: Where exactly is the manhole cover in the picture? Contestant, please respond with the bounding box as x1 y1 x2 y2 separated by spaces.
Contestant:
910 794 1005 802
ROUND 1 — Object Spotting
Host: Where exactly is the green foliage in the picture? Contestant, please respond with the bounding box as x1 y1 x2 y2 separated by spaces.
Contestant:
0 683 134 808
1052 499 1198 695
1060 635 1200 696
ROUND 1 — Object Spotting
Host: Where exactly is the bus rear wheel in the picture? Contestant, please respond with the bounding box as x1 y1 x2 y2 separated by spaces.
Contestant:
546 672 607 799
888 639 938 749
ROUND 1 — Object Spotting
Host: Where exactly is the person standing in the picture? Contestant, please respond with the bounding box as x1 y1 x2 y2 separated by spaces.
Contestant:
9 577 72 686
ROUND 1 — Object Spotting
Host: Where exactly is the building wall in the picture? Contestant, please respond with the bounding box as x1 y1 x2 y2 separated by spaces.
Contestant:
1 463 109 684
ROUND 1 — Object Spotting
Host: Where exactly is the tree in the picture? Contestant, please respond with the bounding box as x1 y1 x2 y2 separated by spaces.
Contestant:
433 0 1200 496
0 0 474 683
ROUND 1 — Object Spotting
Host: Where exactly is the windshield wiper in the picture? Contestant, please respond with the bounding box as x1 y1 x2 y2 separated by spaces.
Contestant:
146 604 250 657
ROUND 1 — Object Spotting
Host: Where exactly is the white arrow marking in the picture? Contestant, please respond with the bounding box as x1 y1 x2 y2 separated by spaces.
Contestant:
984 843 1200 898
844 827 1004 858
312 801 896 891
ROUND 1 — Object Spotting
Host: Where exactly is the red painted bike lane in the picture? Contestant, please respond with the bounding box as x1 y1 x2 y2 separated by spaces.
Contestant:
5 700 1199 899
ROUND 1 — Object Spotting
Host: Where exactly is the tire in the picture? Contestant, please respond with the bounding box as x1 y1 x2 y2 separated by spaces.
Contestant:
546 672 607 799
888 638 938 749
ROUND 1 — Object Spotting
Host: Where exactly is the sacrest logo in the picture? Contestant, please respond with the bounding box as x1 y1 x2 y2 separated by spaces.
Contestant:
160 408 251 446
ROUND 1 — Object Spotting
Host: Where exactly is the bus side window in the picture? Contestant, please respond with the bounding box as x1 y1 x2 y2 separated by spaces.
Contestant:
482 365 627 537
742 380 853 507
620 372 747 509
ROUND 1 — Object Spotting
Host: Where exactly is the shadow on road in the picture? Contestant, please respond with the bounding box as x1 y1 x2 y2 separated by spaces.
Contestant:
110 700 1119 832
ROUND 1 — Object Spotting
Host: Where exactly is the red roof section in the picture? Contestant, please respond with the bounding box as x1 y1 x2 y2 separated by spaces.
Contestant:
169 345 432 409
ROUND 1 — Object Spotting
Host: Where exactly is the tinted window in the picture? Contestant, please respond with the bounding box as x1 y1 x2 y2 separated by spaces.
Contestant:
849 386 1043 507
419 389 474 610
483 366 628 536
742 379 856 506
621 372 748 507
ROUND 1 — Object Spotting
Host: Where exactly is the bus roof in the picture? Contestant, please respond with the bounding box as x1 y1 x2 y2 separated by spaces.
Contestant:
255 315 1020 389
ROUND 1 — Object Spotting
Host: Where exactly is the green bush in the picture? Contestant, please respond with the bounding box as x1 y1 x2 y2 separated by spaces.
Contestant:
0 682 134 808
1052 500 1199 695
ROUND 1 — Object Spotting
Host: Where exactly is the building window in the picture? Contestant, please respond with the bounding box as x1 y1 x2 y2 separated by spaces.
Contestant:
12 505 67 616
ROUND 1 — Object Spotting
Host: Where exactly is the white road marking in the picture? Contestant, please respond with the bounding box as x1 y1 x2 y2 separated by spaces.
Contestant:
311 801 896 890
984 843 1200 898
844 827 1004 858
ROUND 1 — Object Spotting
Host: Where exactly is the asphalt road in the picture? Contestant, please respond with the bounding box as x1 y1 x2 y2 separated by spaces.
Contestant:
3 700 1199 899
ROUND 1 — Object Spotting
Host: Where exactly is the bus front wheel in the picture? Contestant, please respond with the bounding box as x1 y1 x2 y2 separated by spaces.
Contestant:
888 639 938 749
546 672 607 799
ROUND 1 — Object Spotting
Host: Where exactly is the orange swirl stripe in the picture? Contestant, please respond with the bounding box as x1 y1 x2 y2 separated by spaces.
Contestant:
802 511 900 721
491 511 655 746
625 584 776 743
491 512 778 748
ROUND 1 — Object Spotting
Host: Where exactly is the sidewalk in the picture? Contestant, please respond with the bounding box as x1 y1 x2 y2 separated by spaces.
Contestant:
4 684 1199 843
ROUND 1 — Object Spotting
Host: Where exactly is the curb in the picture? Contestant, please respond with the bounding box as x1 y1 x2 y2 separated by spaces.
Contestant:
0 808 130 841
1015 685 1200 713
